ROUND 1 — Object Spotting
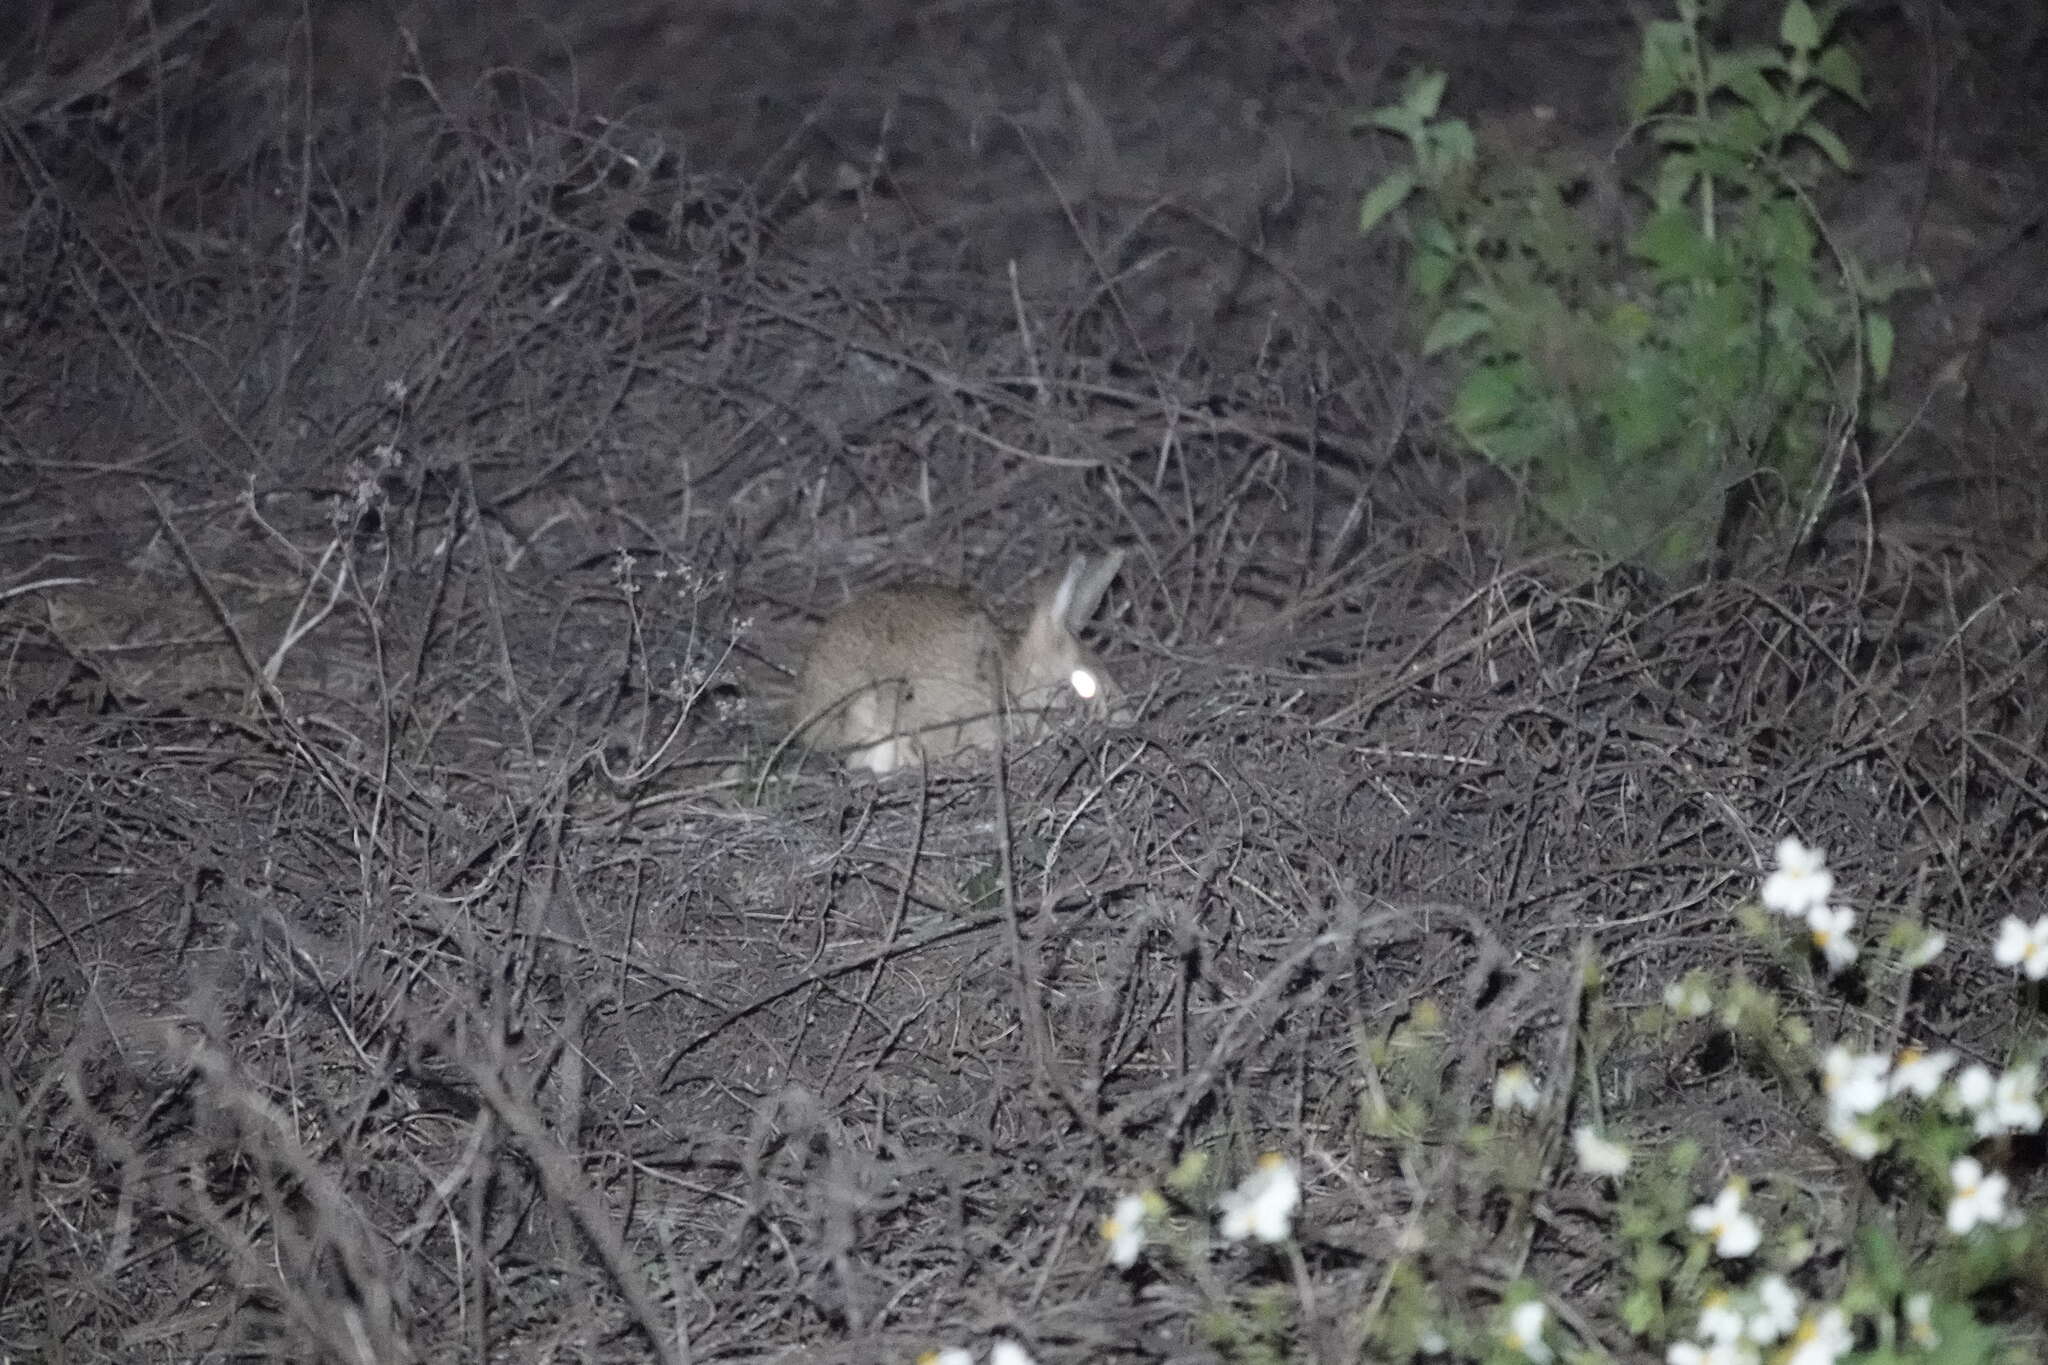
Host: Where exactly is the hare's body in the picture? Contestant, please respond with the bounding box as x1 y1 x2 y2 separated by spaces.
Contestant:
794 554 1122 775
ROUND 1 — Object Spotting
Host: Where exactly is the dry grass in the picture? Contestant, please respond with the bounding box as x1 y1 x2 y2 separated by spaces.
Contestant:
3 4 2047 1363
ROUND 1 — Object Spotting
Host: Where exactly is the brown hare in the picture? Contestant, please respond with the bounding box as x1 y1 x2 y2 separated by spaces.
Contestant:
794 552 1124 774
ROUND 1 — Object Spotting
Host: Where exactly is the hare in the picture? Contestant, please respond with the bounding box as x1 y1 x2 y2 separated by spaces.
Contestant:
793 551 1125 774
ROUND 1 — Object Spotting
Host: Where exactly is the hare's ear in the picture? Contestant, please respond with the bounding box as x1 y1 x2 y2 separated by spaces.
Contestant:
1049 549 1125 632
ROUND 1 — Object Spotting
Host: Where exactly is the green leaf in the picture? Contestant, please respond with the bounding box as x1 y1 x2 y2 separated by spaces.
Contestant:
1363 106 1422 140
1784 86 1827 133
1359 170 1418 235
1423 307 1492 355
1856 1222 1906 1297
1725 65 1784 125
1418 119 1478 180
1412 244 1457 297
1651 153 1700 213
1780 1 1821 53
1631 22 1692 117
1815 45 1866 105
1621 1285 1662 1336
1707 49 1777 102
1404 69 1448 121
1632 209 1713 280
1866 313 1895 383
1719 104 1775 158
1799 121 1854 171
1451 364 1524 434
1441 118 1477 164
1649 118 1702 150
1474 416 1553 477
1629 1240 1677 1279
1753 194 1819 265
1924 1300 2001 1365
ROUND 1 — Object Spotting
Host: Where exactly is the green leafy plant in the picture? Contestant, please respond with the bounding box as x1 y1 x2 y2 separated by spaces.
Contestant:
1359 0 1919 578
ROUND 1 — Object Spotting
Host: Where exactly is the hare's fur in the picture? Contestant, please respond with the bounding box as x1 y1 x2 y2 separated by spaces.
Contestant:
794 553 1122 774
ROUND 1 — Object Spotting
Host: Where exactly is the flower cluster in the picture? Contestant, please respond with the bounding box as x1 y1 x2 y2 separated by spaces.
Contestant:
1761 838 1858 973
1092 830 2039 1365
1947 1060 2044 1137
1666 1277 1808 1365
1100 1155 1302 1272
1819 1044 1896 1157
1810 1047 2031 1252
1816 1036 2046 1174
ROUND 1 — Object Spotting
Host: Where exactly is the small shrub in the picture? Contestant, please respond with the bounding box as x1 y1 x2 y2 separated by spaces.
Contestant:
1359 0 1922 579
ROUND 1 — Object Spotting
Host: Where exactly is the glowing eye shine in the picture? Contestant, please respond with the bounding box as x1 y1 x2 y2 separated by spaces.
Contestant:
1070 667 1100 700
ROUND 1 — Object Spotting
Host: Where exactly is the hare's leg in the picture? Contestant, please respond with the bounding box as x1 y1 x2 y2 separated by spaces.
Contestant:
846 682 919 774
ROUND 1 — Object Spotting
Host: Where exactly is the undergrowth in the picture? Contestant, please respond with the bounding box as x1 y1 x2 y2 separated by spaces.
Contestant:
1060 839 2040 1365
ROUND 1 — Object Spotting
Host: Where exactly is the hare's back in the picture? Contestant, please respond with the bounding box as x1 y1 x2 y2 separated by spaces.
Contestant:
797 584 1003 702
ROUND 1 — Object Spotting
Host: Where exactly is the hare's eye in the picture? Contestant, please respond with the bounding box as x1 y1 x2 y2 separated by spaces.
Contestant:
1069 667 1100 700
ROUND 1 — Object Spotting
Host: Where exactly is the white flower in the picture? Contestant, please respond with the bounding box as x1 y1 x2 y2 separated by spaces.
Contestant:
1502 1301 1551 1364
1573 1126 1631 1176
919 1350 974 1365
1494 1064 1541 1115
989 1341 1036 1365
1806 903 1859 973
1689 1182 1763 1258
1828 1115 1884 1160
1993 915 2048 979
1888 1047 1956 1099
1950 1063 1995 1113
1697 1293 1746 1344
1904 1292 1937 1348
1100 1191 1155 1268
1946 1156 2012 1235
1671 1310 1763 1365
1667 1342 1758 1365
1784 1308 1853 1365
1665 977 1713 1017
1954 1062 2047 1136
1748 1276 1800 1344
1763 838 1835 917
1820 1046 1888 1118
1902 931 1946 969
1983 1064 2045 1135
1217 1153 1300 1244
